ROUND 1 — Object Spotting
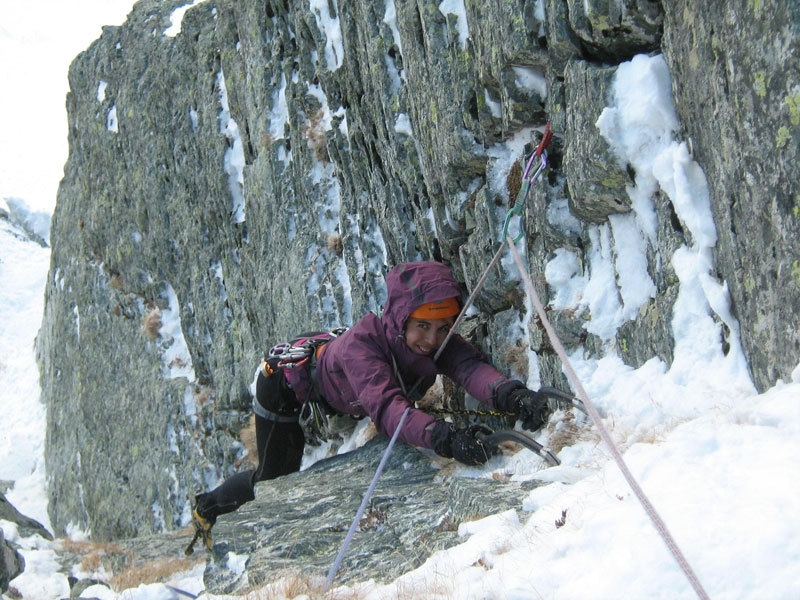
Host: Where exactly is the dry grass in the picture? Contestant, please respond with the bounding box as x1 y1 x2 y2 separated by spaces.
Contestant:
501 339 529 380
109 273 124 291
141 307 162 340
547 410 596 454
58 538 129 574
109 557 201 591
241 569 327 600
416 377 446 413
303 109 329 163
506 159 523 203
241 567 465 600
57 538 202 591
195 385 213 406
327 233 344 257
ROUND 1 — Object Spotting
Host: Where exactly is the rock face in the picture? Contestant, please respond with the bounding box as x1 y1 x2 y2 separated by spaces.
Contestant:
0 528 24 595
0 491 50 592
36 0 798 574
662 0 800 390
204 437 539 594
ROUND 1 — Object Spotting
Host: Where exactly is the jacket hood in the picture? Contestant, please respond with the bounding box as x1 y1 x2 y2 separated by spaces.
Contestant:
382 262 463 340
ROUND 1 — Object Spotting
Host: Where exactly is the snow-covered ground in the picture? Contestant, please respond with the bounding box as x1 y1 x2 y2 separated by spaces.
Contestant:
1 2 799 598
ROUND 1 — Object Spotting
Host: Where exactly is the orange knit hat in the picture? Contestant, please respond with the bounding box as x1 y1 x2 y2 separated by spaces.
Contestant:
409 297 460 319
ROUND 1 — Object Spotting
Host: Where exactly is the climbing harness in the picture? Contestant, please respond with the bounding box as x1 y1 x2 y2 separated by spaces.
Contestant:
268 328 348 444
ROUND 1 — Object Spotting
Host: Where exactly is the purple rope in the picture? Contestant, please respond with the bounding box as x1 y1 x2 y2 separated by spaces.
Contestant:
324 406 411 590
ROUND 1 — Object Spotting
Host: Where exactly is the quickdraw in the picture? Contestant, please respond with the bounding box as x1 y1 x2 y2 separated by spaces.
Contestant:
502 122 554 243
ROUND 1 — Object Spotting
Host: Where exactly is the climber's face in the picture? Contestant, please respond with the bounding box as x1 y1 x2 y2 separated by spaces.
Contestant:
403 316 455 356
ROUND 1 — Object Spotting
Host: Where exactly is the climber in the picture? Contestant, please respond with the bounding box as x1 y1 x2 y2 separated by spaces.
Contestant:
188 261 551 552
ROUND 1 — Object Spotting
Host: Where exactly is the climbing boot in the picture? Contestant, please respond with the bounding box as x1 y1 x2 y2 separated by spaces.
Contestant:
185 505 216 555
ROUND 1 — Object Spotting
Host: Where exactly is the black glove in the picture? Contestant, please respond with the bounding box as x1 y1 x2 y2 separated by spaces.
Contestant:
494 380 551 432
430 421 496 466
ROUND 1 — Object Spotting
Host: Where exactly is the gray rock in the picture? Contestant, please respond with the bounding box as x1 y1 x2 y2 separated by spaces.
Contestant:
563 60 632 223
566 0 663 60
0 492 52 541
34 0 799 558
662 1 800 391
0 528 24 593
203 437 540 593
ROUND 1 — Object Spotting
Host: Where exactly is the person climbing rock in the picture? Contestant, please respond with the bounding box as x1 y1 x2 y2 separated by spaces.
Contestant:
188 261 550 552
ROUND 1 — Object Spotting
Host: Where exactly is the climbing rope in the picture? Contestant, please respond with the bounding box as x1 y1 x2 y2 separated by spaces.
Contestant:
506 240 710 600
325 406 411 589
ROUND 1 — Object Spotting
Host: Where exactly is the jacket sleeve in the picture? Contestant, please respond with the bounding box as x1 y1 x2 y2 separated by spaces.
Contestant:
340 348 438 449
435 334 509 408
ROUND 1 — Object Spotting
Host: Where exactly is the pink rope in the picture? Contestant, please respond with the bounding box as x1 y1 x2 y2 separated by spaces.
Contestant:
507 238 710 600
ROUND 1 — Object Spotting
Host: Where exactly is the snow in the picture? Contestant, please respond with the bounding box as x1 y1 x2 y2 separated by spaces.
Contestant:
438 0 469 50
268 72 290 141
164 0 210 38
157 283 196 382
216 69 246 224
512 65 548 99
1 19 799 600
394 113 413 136
383 0 403 53
107 104 119 133
309 0 344 71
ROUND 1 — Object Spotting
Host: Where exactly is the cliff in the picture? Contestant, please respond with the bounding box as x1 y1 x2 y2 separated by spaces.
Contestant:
35 0 798 585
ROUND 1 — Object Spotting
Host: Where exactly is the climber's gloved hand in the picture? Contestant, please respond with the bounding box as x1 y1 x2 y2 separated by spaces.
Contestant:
494 380 551 432
430 421 496 466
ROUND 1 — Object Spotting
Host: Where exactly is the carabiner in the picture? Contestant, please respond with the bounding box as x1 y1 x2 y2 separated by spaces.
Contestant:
501 123 552 243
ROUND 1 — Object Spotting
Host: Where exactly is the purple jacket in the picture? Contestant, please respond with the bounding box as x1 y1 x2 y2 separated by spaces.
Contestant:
315 261 509 449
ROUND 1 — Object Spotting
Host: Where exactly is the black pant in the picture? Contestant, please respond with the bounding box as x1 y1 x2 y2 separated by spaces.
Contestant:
194 366 305 521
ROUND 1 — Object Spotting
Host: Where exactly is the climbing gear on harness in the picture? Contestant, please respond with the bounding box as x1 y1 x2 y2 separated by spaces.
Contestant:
502 122 553 243
268 328 348 445
299 398 336 446
268 327 348 368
